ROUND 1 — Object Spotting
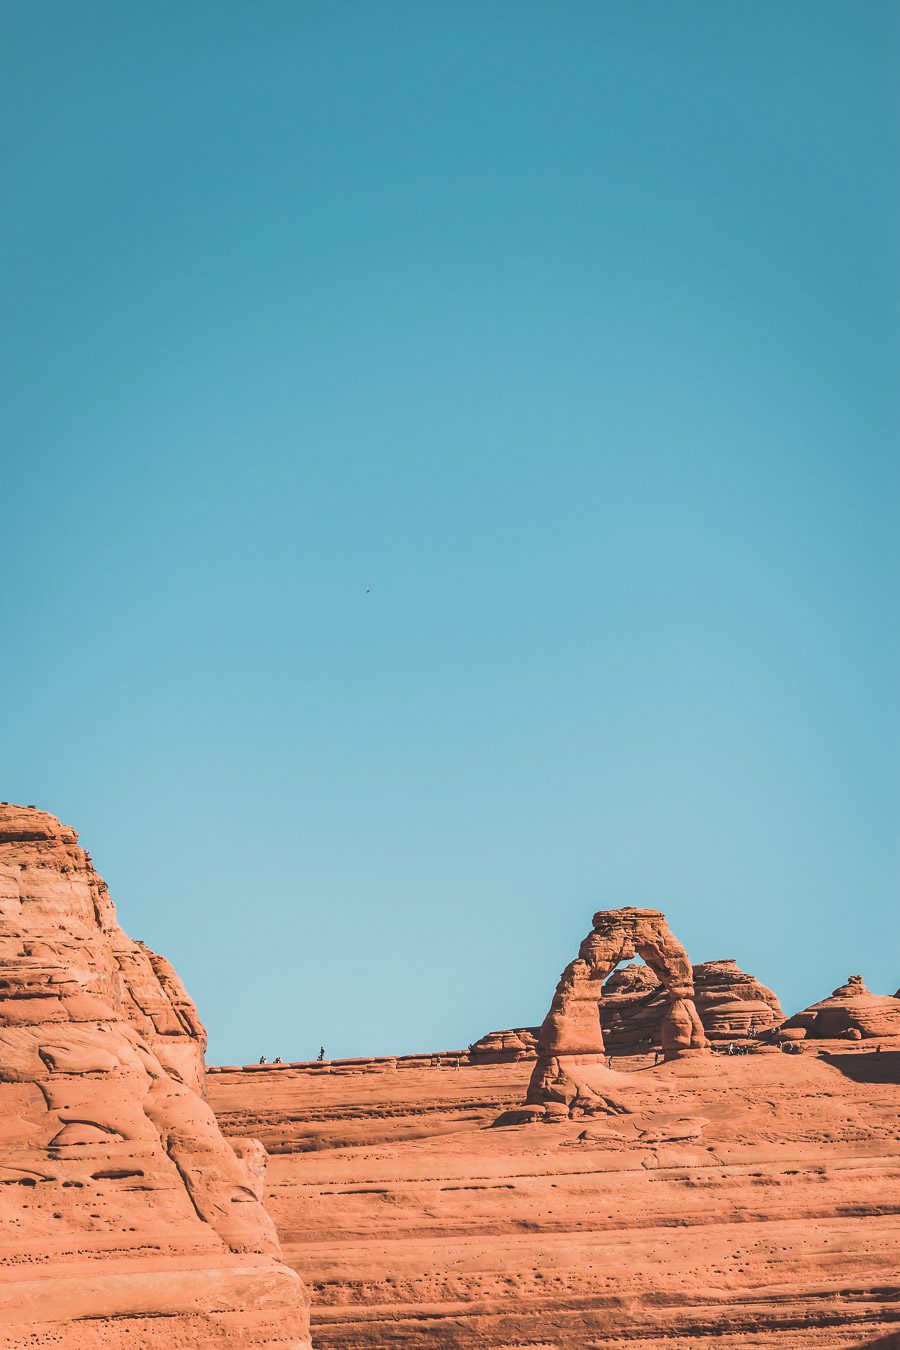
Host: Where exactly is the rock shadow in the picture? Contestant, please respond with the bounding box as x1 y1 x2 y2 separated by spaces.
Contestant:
821 1049 900 1084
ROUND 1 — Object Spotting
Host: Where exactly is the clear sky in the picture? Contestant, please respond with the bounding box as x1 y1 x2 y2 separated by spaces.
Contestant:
2 2 898 1064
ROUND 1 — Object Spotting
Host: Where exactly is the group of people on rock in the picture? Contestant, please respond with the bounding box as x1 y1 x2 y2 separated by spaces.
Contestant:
256 1050 321 1065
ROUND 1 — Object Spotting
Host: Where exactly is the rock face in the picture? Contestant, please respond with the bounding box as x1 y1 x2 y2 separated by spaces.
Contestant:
207 1049 900 1350
601 957 783 1051
0 804 310 1348
782 974 900 1040
692 958 783 1038
598 963 667 1050
524 907 708 1118
468 1027 538 1062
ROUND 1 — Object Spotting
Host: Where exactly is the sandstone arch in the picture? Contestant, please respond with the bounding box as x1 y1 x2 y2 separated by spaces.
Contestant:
525 907 708 1116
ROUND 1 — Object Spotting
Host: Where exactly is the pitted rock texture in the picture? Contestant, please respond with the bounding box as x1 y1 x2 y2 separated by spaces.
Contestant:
601 957 783 1051
782 973 900 1041
0 804 310 1349
523 907 709 1119
207 1046 900 1350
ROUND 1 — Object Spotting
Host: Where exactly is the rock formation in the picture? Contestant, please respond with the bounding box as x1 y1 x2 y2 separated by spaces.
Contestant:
692 958 783 1038
598 962 667 1050
600 957 783 1050
468 1027 538 1062
524 907 708 1118
782 974 900 1040
207 1040 900 1349
0 803 310 1348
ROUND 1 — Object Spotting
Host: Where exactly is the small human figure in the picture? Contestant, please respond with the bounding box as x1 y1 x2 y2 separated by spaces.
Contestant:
317 1046 325 1062
454 1057 461 1071
273 1055 282 1064
875 1044 882 1056
258 1055 267 1065
654 1050 662 1064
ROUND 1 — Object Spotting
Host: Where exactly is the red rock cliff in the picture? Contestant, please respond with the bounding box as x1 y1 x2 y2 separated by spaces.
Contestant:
0 804 310 1348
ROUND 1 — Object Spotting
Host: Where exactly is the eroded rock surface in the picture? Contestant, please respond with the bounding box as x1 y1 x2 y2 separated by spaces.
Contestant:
0 804 310 1349
523 907 709 1118
692 957 783 1038
601 957 783 1051
783 973 900 1040
598 962 667 1050
468 1027 538 1062
207 1045 900 1349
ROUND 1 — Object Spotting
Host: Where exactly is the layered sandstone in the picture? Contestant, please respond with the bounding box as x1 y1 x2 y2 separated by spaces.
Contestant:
598 962 666 1050
601 958 783 1050
0 804 310 1349
782 973 900 1041
692 957 783 1037
208 1047 900 1349
523 907 708 1118
468 1027 537 1062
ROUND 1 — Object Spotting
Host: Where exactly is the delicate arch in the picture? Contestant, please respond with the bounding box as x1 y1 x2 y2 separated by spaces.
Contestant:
525 907 708 1115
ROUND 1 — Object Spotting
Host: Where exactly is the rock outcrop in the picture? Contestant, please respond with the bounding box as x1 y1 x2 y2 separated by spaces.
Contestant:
468 1028 538 1062
0 804 310 1347
598 963 667 1050
782 974 900 1041
523 907 708 1119
600 958 783 1050
692 958 783 1038
207 1043 900 1350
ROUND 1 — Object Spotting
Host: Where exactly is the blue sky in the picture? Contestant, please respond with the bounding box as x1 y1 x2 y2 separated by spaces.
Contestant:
2 2 898 1063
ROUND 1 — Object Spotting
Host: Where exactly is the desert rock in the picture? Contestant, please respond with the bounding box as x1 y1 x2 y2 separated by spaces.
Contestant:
0 804 310 1349
782 973 900 1040
598 962 667 1050
468 1027 538 1062
600 957 783 1051
692 957 783 1038
524 907 709 1118
207 1043 900 1349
